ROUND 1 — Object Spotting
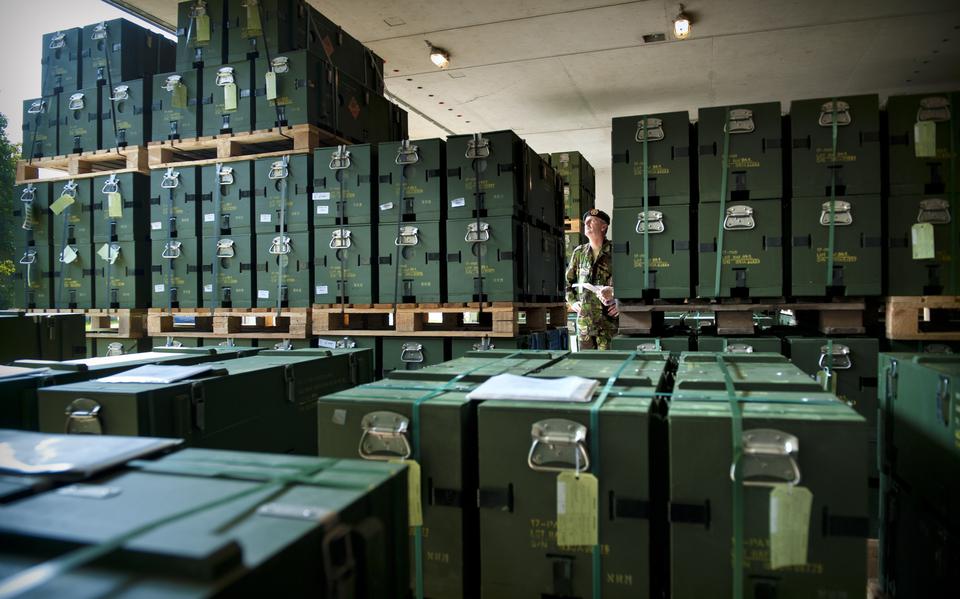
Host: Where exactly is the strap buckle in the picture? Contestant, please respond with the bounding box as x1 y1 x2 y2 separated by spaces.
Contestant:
329 145 352 170
163 75 184 92
465 133 490 159
917 96 951 123
819 200 853 226
528 419 589 473
216 239 235 258
395 226 420 246
724 108 755 134
216 67 236 86
395 140 420 165
465 222 490 242
161 167 180 189
49 31 66 49
917 198 951 225
732 428 801 487
162 240 182 259
271 56 289 73
269 236 291 255
27 99 46 115
400 342 424 363
818 344 852 369
635 210 665 234
68 92 85 111
19 248 37 265
358 411 411 460
635 117 664 142
268 156 289 180
329 228 352 249
723 205 755 230
725 343 754 354
65 398 103 435
216 163 234 185
109 85 130 102
818 100 851 127
91 21 108 40
101 173 119 194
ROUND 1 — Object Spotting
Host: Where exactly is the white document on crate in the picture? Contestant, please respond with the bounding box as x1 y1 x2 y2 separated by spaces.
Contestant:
466 374 598 403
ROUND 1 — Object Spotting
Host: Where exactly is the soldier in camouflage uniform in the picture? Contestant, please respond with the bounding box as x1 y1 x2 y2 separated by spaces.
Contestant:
565 209 619 350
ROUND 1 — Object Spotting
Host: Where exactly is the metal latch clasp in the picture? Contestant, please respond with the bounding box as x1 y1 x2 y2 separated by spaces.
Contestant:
329 229 352 249
27 99 46 114
819 200 853 226
109 85 129 102
61 180 79 199
20 183 36 204
917 96 951 123
818 100 851 127
329 145 351 170
818 344 852 370
400 343 424 363
395 140 420 165
268 156 289 180
635 117 664 142
269 236 291 255
68 92 85 111
465 222 490 242
65 398 103 435
91 21 108 40
635 210 665 234
216 163 234 185
528 419 589 473
20 248 37 265
636 342 659 352
216 238 235 258
271 56 289 73
49 31 66 49
731 428 801 487
723 205 755 230
101 174 119 194
395 226 420 246
216 67 236 86
358 411 411 460
917 199 951 225
726 343 754 353
724 108 755 134
162 240 182 259
465 133 490 159
163 75 184 92
161 167 180 189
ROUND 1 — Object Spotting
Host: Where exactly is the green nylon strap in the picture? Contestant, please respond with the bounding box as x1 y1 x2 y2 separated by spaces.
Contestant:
826 99 839 288
713 108 732 298
950 92 958 293
276 164 288 317
589 350 641 599
715 354 744 599
0 461 365 599
212 165 222 309
101 24 120 150
822 338 834 391
641 117 651 290
56 201 71 309
392 148 409 324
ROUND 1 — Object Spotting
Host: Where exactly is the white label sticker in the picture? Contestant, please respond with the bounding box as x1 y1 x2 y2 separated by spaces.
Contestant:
379 202 394 211
154 284 165 293
316 205 329 215
260 213 272 223
332 408 347 425
317 338 338 349
451 197 466 208
258 289 270 299
313 192 331 201
316 285 329 295
204 284 213 293
150 221 162 230
204 213 215 222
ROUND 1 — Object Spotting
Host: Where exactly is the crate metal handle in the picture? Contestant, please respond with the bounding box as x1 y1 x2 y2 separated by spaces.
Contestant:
329 145 351 170
162 240 182 259
730 428 801 487
395 139 420 165
161 167 180 189
635 210 665 234
634 117 664 142
400 342 424 363
917 96 950 123
528 419 589 473
917 199 951 225
818 100 851 127
465 222 490 242
465 133 490 159
818 344 852 370
358 411 411 460
723 205 755 231
819 200 853 226
395 226 420 246
724 108 755 134
65 398 103 435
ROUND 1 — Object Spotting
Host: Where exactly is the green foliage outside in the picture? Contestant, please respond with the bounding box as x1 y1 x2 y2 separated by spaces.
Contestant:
0 113 20 308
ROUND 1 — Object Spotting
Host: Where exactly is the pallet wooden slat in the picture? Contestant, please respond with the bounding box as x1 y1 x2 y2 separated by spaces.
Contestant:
885 296 960 340
16 146 149 184
146 307 311 339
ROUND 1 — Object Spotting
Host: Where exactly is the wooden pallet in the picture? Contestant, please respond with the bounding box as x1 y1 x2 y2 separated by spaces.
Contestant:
618 298 872 335
312 302 567 337
565 218 582 233
16 146 149 184
24 308 147 338
148 124 349 168
885 296 960 340
146 307 311 339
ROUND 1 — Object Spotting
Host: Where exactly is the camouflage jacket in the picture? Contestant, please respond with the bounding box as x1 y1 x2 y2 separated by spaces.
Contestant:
565 240 618 335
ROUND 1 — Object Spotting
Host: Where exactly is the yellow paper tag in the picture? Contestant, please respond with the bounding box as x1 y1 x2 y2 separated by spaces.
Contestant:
224 83 238 111
556 471 598 547
911 222 936 260
390 458 423 527
246 2 262 36
49 194 76 215
265 71 277 102
195 14 210 44
769 484 813 569
171 82 187 109
107 192 123 218
914 121 937 158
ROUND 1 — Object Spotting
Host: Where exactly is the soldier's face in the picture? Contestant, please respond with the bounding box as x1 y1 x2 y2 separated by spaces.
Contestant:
584 216 607 240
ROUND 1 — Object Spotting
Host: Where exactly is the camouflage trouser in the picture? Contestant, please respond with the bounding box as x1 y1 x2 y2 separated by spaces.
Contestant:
578 330 612 351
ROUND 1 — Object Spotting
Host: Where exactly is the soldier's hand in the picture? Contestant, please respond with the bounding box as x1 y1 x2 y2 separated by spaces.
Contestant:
607 302 619 317
570 301 582 314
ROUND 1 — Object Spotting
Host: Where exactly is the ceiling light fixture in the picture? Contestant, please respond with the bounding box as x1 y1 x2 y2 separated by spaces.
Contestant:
673 5 692 40
425 40 450 69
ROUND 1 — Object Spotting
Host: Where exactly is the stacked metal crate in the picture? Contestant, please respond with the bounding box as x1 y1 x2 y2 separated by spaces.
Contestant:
544 151 596 263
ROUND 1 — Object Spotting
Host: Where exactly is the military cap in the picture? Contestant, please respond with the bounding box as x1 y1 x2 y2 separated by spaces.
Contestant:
583 208 611 226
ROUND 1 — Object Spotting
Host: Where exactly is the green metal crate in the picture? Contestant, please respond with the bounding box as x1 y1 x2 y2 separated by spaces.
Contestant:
80 19 162 89
789 94 881 198
378 220 446 304
100 78 152 148
253 154 311 233
51 178 94 244
313 144 377 225
550 151 596 220
200 160 255 235
151 69 202 140
317 335 381 379
255 230 312 307
225 0 303 62
696 336 783 354
378 138 446 221
334 69 392 144
13 238 52 309
446 130 526 220
13 183 52 244
150 165 200 240
176 0 226 69
790 195 883 296
200 58 255 136
92 172 150 243
253 50 336 130
261 346 375 386
450 333 554 357
151 336 205 349
525 225 564 301
446 215 526 303
92 239 150 308
202 233 257 307
612 203 693 300
382 337 449 377
564 231 584 262
151 236 202 308
697 198 784 298
0 444 408 598
21 97 58 158
388 349 567 383
699 102 783 202
609 335 693 353
887 340 959 353
88 337 151 357
314 223 377 304
886 195 958 295
886 91 960 196
41 28 82 95
58 85 100 153
612 111 691 205
51 242 94 308
307 6 385 92
526 147 562 230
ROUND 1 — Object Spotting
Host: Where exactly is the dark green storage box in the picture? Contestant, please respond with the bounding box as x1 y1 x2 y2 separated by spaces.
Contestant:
314 223 377 305
612 111 691 205
253 154 311 233
446 215 525 303
92 172 150 243
79 19 163 88
612 204 693 299
100 79 152 148
886 195 958 295
378 138 446 222
21 97 58 159
699 102 783 202
378 220 445 304
313 143 377 225
446 130 526 220
200 58 255 136
202 233 256 307
199 160 255 235
255 230 311 307
151 236 201 308
150 166 200 240
51 242 94 308
886 91 960 196
41 28 82 95
58 86 100 154
253 50 336 131
151 70 202 141
92 238 150 308
381 337 449 377
176 0 226 69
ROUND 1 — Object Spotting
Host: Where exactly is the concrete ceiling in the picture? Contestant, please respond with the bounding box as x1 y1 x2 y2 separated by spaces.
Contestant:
115 0 960 177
